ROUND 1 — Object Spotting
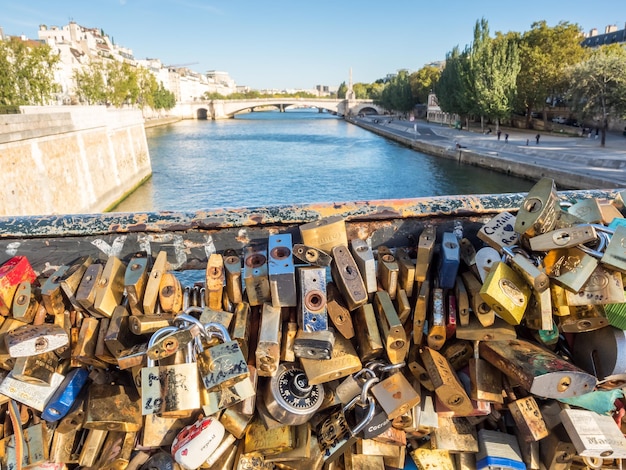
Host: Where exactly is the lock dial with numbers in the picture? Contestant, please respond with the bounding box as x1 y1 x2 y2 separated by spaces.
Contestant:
264 363 324 425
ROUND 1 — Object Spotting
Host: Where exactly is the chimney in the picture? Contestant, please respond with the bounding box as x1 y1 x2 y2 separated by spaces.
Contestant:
605 25 617 33
589 28 598 36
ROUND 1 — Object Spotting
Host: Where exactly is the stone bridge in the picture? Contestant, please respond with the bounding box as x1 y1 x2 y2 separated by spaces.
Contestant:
173 98 383 120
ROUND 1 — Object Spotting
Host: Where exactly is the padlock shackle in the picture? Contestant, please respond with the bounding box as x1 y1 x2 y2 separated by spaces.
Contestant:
343 395 376 436
146 326 180 367
204 322 232 342
359 377 380 404
578 230 609 258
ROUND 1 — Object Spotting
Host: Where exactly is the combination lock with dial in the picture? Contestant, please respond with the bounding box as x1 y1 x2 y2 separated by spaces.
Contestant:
264 362 325 426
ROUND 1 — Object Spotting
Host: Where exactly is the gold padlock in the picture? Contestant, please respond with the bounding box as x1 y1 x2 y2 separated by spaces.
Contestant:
354 303 384 362
300 333 361 385
479 261 530 326
514 177 560 237
299 215 348 253
373 291 408 364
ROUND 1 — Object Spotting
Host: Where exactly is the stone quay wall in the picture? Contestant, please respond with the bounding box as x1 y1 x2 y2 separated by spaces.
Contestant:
0 106 152 216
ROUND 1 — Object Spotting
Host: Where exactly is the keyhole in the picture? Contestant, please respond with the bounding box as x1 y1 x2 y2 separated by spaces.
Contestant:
524 197 543 213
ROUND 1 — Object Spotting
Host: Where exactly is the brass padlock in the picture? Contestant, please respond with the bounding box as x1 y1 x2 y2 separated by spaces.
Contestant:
195 320 249 391
415 224 436 284
354 303 384 362
231 301 252 360
413 279 430 345
41 264 70 316
468 341 503 404
11 281 39 323
565 264 624 306
377 245 399 299
158 271 183 313
124 252 148 315
396 247 416 298
140 325 201 416
205 253 225 310
224 248 243 304
460 270 495 327
93 255 126 318
543 247 598 293
373 291 408 364
76 261 104 315
568 198 604 224
326 281 355 339
256 302 282 377
370 369 420 420
300 333 362 385
143 251 168 314
84 382 143 432
299 215 348 253
514 177 560 237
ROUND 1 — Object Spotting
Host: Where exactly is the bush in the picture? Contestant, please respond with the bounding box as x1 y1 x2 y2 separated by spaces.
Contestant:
0 105 20 114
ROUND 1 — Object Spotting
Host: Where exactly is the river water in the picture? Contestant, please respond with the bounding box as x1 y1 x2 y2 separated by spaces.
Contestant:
115 109 533 212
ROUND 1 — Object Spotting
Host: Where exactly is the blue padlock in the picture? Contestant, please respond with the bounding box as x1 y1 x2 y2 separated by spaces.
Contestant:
437 232 460 289
42 367 89 422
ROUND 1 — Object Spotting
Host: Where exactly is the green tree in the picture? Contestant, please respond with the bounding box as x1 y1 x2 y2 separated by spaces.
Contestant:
435 46 474 126
105 61 139 107
409 65 441 104
353 82 371 99
0 37 59 106
567 44 626 146
471 21 520 130
337 81 347 99
376 70 414 113
73 60 107 105
153 82 176 110
136 67 158 110
516 21 586 127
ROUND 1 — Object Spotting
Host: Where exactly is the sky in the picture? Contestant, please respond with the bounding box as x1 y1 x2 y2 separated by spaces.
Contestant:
1 1 625 91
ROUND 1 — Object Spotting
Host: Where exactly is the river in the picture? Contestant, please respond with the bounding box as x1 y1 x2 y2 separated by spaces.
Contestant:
114 109 533 212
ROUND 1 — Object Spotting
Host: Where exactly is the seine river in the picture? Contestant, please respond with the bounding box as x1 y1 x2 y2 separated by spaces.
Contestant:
114 109 533 212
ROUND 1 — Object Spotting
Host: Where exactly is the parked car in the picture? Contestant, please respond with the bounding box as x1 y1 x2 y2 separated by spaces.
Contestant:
551 116 567 124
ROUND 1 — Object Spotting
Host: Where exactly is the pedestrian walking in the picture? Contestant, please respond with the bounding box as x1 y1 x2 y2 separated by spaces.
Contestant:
535 134 540 145
505 133 509 143
497 130 501 140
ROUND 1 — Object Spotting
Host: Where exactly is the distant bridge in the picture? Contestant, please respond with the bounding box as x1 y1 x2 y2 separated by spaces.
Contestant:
173 98 383 120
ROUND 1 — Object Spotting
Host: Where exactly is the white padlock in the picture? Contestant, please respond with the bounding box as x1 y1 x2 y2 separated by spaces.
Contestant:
171 416 225 469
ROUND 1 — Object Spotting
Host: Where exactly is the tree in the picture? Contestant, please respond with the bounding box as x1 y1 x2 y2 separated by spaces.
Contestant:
409 65 441 104
105 61 139 107
375 70 415 113
435 46 474 126
337 81 347 99
0 37 59 106
516 21 586 127
153 82 176 111
566 44 626 146
73 60 107 105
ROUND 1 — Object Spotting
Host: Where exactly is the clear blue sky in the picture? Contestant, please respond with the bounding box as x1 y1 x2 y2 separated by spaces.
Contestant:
2 1 625 90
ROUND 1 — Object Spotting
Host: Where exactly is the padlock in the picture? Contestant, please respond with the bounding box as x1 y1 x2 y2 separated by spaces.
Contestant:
528 224 598 251
543 247 598 293
479 339 596 399
560 408 626 458
349 377 390 440
94 430 136 469
395 288 411 325
264 362 325 425
292 243 332 267
124 252 149 315
245 417 297 456
415 224 436 284
0 421 48 468
0 255 37 316
557 304 608 333
199 306 233 329
477 211 519 251
105 305 145 358
299 215 348 253
413 279 429 345
476 429 525 470
479 261 530 326
420 346 474 416
370 366 421 420
409 446 456 470
60 256 95 313
72 316 108 369
0 369 64 411
468 341 503 404
331 244 368 310
243 243 272 307
354 303 384 362
431 415 479 453
355 438 405 468
140 325 201 416
191 320 249 391
438 232 460 289
326 281 355 339
601 224 626 273
143 251 168 314
79 428 108 467
93 255 126 317
293 329 335 360
373 290 408 364
502 245 550 292
300 333 362 385
205 253 225 310
83 382 143 432
350 238 377 294
297 265 328 331
334 368 374 404
264 423 312 463
158 271 183 313
460 270 495 327
514 177 560 237
539 424 576 470
256 302 282 377
11 350 57 385
230 301 251 360
268 233 297 308
394 247 416 298
223 248 243 304
281 316 298 363
442 339 474 371
5 323 69 357
171 415 226 470
41 264 70 316
316 394 375 466
566 263 624 306
41 367 90 422
49 399 84 463
76 261 104 315
11 281 39 323
568 198 604 224
427 287 446 350
377 245 399 299
570 325 626 386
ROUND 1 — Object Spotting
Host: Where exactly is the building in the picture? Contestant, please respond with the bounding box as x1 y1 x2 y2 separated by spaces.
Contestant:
581 23 626 48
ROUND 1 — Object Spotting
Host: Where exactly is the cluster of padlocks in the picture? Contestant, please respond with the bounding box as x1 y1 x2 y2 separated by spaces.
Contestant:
0 177 626 469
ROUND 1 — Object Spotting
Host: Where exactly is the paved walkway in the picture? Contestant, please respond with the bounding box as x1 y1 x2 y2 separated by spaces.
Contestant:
354 116 626 190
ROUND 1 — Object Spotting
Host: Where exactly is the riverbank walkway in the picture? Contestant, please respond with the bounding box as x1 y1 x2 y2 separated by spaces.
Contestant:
353 116 626 190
